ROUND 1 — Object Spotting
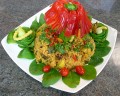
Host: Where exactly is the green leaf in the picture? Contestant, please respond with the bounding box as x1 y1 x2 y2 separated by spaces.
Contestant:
30 18 39 32
42 69 61 87
88 56 103 66
55 43 65 54
29 60 45 75
7 30 16 44
59 32 71 43
94 46 111 57
18 48 35 59
39 13 45 26
62 72 80 88
65 3 77 10
17 31 35 47
81 65 97 80
96 40 110 47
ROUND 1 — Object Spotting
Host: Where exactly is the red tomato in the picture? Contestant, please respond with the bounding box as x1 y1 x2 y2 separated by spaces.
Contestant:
60 67 69 77
43 65 51 72
75 66 85 75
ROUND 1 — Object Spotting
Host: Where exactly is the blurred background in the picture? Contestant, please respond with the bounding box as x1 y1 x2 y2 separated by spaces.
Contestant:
0 0 120 96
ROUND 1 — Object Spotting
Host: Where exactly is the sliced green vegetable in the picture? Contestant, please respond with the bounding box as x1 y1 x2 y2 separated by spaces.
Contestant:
18 48 35 59
94 46 111 57
62 72 80 88
29 60 45 75
39 13 45 26
88 56 103 66
81 65 97 80
7 30 16 44
17 31 35 47
42 69 61 87
30 18 39 32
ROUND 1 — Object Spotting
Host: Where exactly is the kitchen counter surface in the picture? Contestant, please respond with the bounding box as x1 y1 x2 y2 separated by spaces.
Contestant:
0 0 120 96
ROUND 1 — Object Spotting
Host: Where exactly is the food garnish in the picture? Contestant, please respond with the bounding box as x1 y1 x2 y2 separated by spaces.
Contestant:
7 0 111 88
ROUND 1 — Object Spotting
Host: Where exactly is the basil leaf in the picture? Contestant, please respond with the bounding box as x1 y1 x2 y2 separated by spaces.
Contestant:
29 60 45 75
81 65 97 80
62 72 80 88
39 13 45 26
94 46 111 57
7 30 16 44
18 48 35 59
30 18 39 32
88 56 103 66
42 69 61 87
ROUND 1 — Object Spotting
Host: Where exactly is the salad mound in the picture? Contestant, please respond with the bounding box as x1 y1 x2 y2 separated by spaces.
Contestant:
34 24 95 69
7 0 111 88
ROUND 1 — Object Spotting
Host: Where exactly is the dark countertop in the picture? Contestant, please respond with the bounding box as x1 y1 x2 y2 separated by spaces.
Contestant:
0 0 120 96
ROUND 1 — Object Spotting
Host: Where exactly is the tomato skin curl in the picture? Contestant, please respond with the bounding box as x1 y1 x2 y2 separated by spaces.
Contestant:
45 0 92 38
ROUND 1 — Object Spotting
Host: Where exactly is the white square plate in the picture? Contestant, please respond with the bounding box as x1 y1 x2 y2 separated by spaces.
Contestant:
1 5 117 93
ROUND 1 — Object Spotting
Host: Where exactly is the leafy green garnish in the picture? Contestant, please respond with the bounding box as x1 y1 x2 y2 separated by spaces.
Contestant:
81 65 97 80
94 46 111 57
42 69 61 87
30 18 39 32
39 13 45 26
7 30 16 44
39 31 50 44
55 43 65 54
84 42 94 50
29 60 45 75
88 56 103 66
62 72 80 88
48 46 55 53
96 40 109 47
59 32 71 43
18 48 35 59
17 31 35 47
65 3 77 10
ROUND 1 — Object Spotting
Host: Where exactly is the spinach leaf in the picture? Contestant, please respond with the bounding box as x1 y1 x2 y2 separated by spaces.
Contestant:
39 13 45 26
55 43 65 54
42 69 61 87
94 46 111 57
7 30 16 44
62 72 80 88
96 40 109 47
81 65 97 80
29 60 45 75
88 56 103 66
18 48 35 59
30 18 39 32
